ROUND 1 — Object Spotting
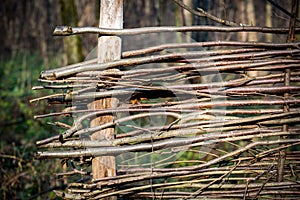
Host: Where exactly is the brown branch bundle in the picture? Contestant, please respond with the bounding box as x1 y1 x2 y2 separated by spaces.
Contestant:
33 25 300 199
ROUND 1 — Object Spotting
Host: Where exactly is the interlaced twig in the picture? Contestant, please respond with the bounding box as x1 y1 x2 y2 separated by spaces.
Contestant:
33 6 300 198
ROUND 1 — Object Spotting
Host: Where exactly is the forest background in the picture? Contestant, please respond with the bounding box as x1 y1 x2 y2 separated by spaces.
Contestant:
0 0 295 199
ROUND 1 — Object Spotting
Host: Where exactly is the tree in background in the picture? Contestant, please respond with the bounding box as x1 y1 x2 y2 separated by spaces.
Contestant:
59 0 84 64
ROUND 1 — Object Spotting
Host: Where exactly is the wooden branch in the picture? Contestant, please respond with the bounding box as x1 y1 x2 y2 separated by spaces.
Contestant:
40 49 300 79
53 25 300 36
122 41 300 57
65 109 299 139
88 171 300 199
267 0 300 22
34 106 296 120
171 99 300 109
210 86 300 95
29 93 64 103
71 60 300 80
37 134 300 159
72 112 181 137
173 0 241 26
39 127 294 149
190 160 241 198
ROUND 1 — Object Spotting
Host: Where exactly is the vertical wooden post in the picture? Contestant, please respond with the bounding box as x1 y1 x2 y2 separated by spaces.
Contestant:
88 0 123 195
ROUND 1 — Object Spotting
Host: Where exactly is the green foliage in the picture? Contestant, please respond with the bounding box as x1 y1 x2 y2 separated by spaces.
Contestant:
0 51 63 199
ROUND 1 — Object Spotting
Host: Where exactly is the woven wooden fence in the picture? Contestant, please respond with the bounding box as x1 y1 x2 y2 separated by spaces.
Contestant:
32 1 300 199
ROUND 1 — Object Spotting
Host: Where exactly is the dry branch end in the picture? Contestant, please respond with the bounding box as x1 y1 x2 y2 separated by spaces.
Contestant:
53 26 73 36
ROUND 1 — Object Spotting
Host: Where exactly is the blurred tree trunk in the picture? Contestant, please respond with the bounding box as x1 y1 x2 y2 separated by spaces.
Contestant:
75 0 99 56
236 0 258 41
245 0 268 78
36 0 50 68
237 0 247 41
265 1 273 42
59 0 83 64
246 0 257 41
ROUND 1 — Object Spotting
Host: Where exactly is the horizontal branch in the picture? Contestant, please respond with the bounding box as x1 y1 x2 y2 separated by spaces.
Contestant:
53 26 300 36
36 138 300 163
202 110 300 129
37 41 300 78
170 99 300 109
40 49 300 79
52 59 300 81
122 41 300 57
208 86 300 95
34 107 296 120
38 129 295 149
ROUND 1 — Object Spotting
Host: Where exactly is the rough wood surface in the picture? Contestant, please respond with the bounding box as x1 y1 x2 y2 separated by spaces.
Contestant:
88 0 123 192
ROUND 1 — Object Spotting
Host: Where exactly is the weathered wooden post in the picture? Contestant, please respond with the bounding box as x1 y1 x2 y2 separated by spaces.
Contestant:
87 0 123 195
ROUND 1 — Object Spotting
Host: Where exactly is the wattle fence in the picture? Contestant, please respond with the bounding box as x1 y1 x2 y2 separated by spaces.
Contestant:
32 1 300 199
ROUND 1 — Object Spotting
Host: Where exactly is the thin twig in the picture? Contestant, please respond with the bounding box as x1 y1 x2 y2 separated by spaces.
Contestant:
189 160 241 199
173 0 242 26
